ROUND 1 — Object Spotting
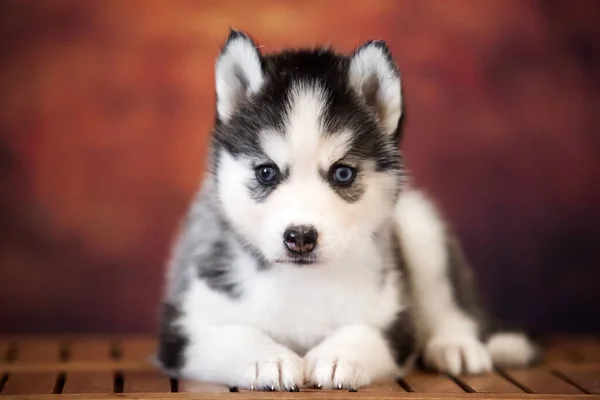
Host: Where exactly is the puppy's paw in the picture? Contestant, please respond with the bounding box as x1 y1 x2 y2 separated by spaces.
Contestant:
424 334 492 376
305 351 371 391
243 350 305 391
304 326 398 390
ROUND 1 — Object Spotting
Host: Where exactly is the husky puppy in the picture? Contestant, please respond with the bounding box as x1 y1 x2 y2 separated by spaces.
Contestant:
156 30 539 391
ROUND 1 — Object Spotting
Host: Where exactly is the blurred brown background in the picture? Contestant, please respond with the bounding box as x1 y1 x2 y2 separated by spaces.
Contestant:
0 0 599 335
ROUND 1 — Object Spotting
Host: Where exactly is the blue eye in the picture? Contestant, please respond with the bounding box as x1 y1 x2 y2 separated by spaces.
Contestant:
331 165 356 185
255 165 279 185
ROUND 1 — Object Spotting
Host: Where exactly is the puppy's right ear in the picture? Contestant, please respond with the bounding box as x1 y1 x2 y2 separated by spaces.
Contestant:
215 29 264 122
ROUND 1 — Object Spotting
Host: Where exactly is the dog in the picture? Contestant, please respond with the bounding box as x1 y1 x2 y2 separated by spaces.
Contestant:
155 30 540 391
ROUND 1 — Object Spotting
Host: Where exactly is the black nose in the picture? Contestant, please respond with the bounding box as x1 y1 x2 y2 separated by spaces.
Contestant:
283 225 318 254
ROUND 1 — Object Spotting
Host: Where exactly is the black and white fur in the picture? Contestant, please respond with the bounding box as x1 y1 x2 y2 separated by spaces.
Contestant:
156 30 539 391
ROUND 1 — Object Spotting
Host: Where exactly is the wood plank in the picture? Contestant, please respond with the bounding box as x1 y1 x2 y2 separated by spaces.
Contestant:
0 342 10 362
542 341 581 363
458 372 522 393
179 380 231 393
123 370 170 393
62 372 114 394
119 338 156 362
403 372 465 393
0 391 599 399
501 367 583 394
0 361 152 373
356 379 405 392
556 365 600 394
68 339 114 363
13 339 62 363
1 372 58 394
565 338 600 362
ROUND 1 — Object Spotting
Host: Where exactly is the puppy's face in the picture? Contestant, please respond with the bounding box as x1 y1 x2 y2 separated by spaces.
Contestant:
212 31 405 267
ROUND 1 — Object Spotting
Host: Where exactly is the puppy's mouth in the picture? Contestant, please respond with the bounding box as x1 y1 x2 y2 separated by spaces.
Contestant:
274 254 318 266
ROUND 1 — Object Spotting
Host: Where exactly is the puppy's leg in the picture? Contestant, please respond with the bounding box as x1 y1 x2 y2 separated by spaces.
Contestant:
180 324 304 391
304 325 401 390
394 189 537 376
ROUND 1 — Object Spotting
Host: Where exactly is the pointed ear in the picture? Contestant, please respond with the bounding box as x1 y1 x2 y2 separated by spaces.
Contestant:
215 29 265 122
348 40 403 137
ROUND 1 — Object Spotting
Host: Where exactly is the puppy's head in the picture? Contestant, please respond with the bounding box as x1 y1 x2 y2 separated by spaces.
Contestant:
212 30 406 267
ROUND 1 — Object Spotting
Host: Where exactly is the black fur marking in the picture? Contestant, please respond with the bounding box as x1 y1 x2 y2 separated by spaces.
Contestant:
157 302 188 372
246 166 290 202
195 238 241 298
186 185 271 301
353 40 398 75
384 311 417 368
193 211 271 300
319 164 366 203
384 232 417 368
213 46 405 184
225 28 252 44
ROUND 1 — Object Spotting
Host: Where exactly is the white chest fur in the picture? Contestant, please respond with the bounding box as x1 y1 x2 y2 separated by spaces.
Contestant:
181 242 403 355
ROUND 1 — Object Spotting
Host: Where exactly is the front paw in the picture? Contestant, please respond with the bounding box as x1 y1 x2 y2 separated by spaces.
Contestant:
242 350 304 391
305 343 376 391
424 334 492 376
304 326 397 390
305 354 370 391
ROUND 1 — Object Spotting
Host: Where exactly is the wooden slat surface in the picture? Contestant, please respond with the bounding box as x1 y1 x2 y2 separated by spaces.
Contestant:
458 372 523 393
0 342 10 362
402 372 465 393
123 370 170 393
555 365 600 394
0 335 598 399
0 392 598 399
119 339 156 362
67 340 114 363
178 380 231 393
563 338 600 362
501 367 583 394
354 379 405 393
62 372 113 394
13 340 62 363
1 372 58 394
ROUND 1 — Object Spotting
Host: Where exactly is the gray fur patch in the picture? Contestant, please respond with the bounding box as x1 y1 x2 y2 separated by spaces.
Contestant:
163 177 270 303
381 228 417 368
195 238 241 298
444 233 492 339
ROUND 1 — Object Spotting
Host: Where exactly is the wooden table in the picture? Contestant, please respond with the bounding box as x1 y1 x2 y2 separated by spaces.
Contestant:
0 335 599 399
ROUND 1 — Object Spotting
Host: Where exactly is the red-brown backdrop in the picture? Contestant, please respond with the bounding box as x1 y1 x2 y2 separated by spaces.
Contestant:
1 0 599 335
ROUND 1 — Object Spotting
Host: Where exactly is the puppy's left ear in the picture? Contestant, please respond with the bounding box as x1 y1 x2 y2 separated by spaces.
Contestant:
215 29 265 123
348 40 403 137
